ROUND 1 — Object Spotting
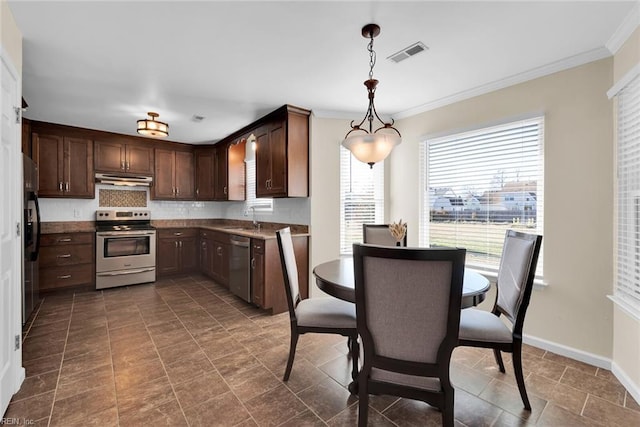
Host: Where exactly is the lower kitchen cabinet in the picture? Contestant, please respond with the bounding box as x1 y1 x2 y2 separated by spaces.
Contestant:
157 229 198 276
39 232 95 292
251 235 308 314
199 230 229 287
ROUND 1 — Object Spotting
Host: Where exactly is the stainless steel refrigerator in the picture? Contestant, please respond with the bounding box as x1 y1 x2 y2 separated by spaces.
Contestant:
23 154 40 324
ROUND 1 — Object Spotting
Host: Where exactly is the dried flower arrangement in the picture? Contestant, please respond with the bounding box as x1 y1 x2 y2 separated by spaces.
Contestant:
389 219 407 245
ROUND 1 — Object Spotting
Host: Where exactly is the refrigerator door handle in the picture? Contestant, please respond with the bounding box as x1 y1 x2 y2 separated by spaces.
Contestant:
30 192 41 262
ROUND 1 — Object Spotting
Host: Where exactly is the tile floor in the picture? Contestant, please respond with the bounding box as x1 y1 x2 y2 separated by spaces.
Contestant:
5 274 640 426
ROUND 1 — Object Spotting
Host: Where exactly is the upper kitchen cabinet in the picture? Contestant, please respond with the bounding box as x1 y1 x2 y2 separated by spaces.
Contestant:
213 140 245 201
152 148 195 200
254 105 310 198
94 140 154 175
194 147 215 200
33 131 94 198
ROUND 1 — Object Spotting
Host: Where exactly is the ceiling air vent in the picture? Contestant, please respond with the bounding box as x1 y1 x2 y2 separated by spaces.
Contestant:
387 42 428 63
192 114 205 122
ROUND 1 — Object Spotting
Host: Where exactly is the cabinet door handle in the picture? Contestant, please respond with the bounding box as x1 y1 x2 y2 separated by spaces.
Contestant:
57 274 71 279
196 188 199 196
251 258 255 269
59 182 63 191
180 241 183 248
201 242 206 248
174 232 182 236
223 186 227 195
175 241 178 248
65 182 69 192
265 180 268 189
126 161 130 170
176 187 180 196
58 238 72 243
121 160 125 170
57 254 71 258
217 247 222 256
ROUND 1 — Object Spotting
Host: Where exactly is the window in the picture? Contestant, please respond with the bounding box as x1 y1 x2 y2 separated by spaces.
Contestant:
616 73 640 311
244 142 273 213
340 147 384 255
420 117 544 276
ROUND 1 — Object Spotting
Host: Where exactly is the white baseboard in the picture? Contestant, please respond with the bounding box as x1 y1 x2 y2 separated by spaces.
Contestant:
522 334 611 369
612 362 640 406
523 334 640 405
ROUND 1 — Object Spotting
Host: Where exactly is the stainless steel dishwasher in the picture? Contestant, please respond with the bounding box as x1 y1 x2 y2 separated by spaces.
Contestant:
229 235 251 302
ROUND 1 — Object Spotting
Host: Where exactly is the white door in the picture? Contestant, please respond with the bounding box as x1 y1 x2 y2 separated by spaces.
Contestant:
0 53 24 416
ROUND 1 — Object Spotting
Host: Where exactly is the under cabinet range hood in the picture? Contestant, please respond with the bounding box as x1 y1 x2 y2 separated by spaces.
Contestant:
95 173 152 187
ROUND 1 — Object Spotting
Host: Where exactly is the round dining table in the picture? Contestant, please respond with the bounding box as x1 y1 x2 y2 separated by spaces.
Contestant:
313 258 491 308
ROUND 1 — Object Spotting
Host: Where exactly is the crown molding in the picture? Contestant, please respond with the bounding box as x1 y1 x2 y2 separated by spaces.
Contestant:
606 1 640 55
394 47 611 120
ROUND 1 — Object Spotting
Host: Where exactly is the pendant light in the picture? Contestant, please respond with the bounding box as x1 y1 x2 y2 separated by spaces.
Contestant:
137 112 169 138
342 24 401 168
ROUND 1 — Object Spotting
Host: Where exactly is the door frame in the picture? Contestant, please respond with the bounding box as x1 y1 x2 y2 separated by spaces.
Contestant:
0 46 26 416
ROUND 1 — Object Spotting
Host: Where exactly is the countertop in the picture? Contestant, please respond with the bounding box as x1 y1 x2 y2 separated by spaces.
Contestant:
41 219 309 239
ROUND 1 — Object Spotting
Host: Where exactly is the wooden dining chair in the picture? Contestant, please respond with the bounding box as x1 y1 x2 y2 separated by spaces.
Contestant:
353 243 466 427
457 230 542 410
276 228 359 382
362 223 407 246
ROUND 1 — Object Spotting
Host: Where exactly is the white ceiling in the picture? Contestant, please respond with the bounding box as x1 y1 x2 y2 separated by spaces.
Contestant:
8 0 638 144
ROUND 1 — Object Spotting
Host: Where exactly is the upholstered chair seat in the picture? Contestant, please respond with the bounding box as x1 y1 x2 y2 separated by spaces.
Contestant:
459 309 513 343
295 297 356 329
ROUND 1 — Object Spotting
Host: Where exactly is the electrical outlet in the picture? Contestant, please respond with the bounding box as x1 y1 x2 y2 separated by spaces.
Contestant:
73 209 80 218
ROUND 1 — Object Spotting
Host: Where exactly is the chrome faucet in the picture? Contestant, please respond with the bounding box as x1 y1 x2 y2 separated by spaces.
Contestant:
249 206 261 232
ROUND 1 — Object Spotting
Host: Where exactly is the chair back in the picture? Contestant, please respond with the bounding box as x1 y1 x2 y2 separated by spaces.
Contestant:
362 224 407 247
495 230 542 327
276 228 301 319
353 244 465 367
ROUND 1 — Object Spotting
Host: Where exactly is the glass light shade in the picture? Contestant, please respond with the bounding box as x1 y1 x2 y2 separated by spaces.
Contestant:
341 131 401 166
137 118 169 138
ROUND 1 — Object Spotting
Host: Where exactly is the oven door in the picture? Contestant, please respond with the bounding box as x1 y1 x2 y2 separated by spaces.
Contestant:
96 230 156 273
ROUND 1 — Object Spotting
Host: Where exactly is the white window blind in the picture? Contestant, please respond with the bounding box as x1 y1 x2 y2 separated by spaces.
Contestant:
245 158 273 211
616 73 640 310
419 117 544 276
340 147 384 255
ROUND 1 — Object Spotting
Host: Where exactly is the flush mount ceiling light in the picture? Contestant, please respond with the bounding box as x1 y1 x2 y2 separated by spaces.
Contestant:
137 112 169 138
342 23 401 168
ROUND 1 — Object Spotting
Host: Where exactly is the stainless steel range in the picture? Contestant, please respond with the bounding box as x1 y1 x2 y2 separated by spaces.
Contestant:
95 210 156 289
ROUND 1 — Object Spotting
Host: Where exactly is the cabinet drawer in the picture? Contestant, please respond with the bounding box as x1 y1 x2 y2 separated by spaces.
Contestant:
40 264 93 290
158 228 197 239
41 233 94 246
40 244 93 267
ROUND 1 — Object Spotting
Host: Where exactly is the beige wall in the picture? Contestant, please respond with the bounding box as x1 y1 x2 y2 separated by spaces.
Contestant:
1 0 22 72
390 58 615 357
612 26 640 396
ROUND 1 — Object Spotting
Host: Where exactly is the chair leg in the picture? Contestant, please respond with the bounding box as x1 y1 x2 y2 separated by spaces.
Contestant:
349 335 359 381
493 348 506 373
283 330 299 381
442 388 455 427
512 345 531 410
357 376 369 427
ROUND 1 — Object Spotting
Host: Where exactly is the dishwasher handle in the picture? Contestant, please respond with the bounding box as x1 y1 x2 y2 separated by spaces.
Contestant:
229 236 250 247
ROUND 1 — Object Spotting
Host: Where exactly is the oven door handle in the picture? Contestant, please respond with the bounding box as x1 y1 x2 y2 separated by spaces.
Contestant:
97 231 156 236
96 267 155 277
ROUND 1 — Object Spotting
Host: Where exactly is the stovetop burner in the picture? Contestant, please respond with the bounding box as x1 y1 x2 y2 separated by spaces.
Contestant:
95 210 154 232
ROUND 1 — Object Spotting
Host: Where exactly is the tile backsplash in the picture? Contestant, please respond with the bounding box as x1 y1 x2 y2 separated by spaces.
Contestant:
39 184 310 225
99 189 147 207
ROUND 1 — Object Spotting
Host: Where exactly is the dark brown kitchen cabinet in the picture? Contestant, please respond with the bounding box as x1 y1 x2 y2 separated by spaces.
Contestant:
94 140 154 175
157 229 198 276
39 232 95 292
199 230 214 277
195 148 215 200
199 229 230 286
254 105 310 198
251 235 308 314
213 141 245 201
152 148 195 200
33 132 94 198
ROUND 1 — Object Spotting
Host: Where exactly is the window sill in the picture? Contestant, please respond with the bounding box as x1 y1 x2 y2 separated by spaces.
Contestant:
608 295 640 322
468 267 548 289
